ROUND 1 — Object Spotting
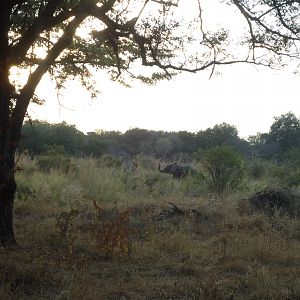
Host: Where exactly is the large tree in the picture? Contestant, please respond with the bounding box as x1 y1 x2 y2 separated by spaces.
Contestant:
0 0 299 247
0 0 238 247
268 112 300 153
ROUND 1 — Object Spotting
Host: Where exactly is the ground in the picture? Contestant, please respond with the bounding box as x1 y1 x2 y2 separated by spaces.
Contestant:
1 155 299 299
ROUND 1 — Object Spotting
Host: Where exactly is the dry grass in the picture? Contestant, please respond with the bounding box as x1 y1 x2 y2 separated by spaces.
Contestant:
1 155 299 299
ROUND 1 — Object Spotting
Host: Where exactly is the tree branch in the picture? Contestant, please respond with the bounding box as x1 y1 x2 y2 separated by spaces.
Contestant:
9 12 87 153
10 0 111 65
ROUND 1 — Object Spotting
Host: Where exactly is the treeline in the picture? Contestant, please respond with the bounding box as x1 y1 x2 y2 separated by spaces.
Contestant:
19 112 300 161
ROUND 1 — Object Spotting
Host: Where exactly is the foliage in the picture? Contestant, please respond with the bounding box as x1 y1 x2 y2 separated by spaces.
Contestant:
230 0 300 68
248 113 300 159
36 146 72 173
270 148 300 188
267 112 300 155
2 0 300 248
19 121 85 156
248 132 277 159
196 123 251 156
247 157 266 180
281 147 300 168
4 0 239 246
18 115 300 167
19 120 253 159
197 123 239 148
200 145 245 196
15 181 37 202
55 208 80 256
98 153 123 168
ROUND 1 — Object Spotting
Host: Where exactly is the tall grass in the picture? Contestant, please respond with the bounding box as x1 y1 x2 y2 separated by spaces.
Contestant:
1 153 299 299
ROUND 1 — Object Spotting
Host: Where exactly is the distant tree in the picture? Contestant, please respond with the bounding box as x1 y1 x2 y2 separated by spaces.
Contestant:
267 112 300 154
19 120 84 156
95 130 123 155
248 133 267 148
248 132 278 159
196 123 238 148
19 120 54 154
247 113 300 159
176 131 198 154
122 128 155 155
155 137 173 157
196 123 250 155
50 122 84 155
84 132 107 157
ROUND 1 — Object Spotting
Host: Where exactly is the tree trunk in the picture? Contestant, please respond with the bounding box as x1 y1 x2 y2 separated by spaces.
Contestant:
0 0 16 248
0 154 17 247
0 75 17 248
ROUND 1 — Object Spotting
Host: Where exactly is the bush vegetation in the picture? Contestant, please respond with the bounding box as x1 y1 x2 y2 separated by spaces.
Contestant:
0 147 298 299
197 145 245 196
1 113 299 299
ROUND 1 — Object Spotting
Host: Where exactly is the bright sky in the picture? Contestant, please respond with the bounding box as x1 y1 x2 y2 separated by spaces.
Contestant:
25 0 300 138
30 64 300 138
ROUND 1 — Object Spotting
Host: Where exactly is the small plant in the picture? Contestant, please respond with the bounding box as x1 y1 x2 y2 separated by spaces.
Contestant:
15 183 37 201
93 200 131 259
15 152 38 176
200 145 244 196
56 208 80 255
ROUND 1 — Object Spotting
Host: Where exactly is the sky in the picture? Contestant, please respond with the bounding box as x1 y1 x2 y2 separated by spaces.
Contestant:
30 64 300 138
26 0 300 138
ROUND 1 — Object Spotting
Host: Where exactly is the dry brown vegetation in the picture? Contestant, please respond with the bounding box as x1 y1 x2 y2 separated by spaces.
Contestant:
1 154 300 299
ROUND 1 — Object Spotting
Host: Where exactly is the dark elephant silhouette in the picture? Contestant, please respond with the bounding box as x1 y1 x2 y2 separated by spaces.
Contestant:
158 163 192 179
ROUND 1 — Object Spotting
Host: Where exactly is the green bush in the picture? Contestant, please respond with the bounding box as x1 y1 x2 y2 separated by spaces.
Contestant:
200 145 244 196
280 147 300 167
277 148 300 187
36 146 71 173
15 180 37 201
272 166 300 188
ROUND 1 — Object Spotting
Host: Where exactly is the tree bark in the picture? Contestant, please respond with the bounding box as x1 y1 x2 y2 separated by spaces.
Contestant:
0 71 17 247
0 157 16 247
0 4 86 248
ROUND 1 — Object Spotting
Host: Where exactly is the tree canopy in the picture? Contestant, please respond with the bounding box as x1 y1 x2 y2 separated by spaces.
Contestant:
231 0 300 69
20 114 300 160
248 112 300 159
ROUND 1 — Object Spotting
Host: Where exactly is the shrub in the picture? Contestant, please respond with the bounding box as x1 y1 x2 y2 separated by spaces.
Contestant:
15 181 37 202
277 148 300 187
36 146 71 173
93 201 131 259
200 145 244 196
248 187 300 218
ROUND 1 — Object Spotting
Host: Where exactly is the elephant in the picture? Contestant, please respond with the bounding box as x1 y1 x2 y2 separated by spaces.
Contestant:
158 162 192 179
